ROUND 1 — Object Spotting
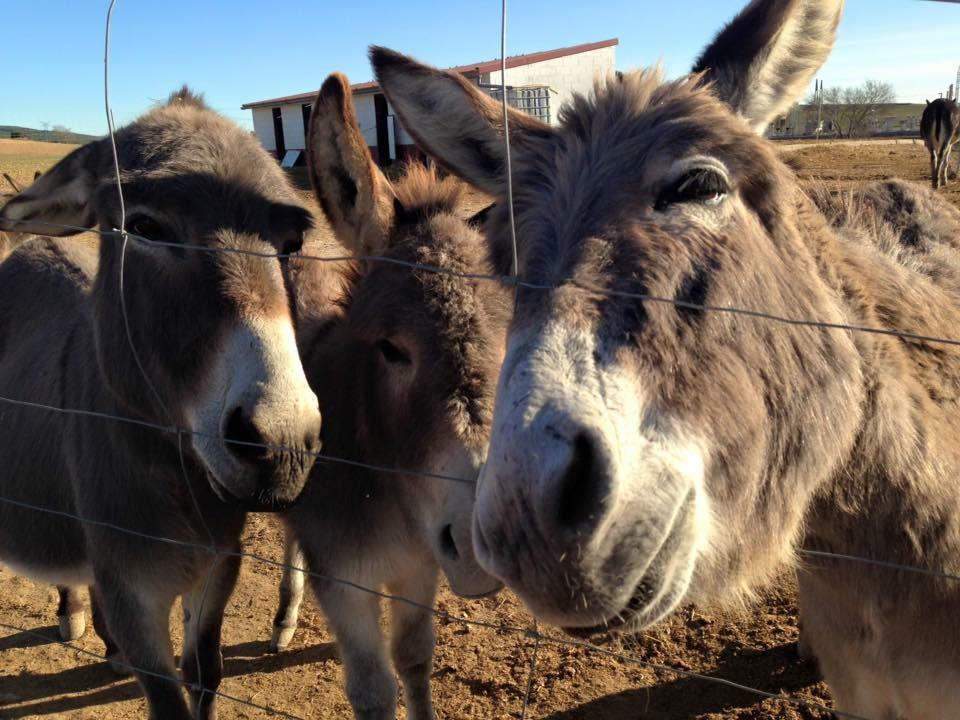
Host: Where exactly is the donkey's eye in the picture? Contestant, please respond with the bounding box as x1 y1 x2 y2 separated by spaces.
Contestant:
376 339 411 366
126 214 168 241
655 168 729 211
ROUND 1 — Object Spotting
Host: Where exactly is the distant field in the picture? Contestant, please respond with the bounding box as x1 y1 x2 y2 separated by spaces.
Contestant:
0 138 77 192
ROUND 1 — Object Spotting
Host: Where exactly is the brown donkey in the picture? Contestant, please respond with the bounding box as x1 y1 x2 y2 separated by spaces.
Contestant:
373 0 960 716
921 98 960 189
0 89 321 719
269 73 506 720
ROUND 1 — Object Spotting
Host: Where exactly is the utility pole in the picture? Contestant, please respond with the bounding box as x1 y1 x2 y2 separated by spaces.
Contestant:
815 79 824 139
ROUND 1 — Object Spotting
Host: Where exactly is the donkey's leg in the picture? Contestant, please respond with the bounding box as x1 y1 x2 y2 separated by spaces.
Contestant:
270 531 306 653
931 149 940 189
90 586 131 676
181 551 242 720
56 586 86 641
937 144 950 189
316 579 397 720
386 562 439 720
96 578 191 720
942 144 954 186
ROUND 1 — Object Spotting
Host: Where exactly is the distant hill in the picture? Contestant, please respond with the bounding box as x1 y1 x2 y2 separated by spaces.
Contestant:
0 125 99 145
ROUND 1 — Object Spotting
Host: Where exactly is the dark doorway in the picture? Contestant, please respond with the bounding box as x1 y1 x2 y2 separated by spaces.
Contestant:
302 103 311 139
272 107 285 160
374 93 391 167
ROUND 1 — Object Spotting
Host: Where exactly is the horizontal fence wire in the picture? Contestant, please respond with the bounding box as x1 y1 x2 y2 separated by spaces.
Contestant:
0 488 873 720
0 391 957 588
6 216 960 350
0 620 306 720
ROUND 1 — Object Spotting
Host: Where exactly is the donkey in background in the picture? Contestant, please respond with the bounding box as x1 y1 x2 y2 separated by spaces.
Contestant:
373 0 960 715
0 89 321 719
921 98 960 189
269 73 505 720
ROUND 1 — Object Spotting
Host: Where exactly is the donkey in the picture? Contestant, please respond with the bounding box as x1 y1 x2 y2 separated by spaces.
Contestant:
921 98 960 189
267 73 506 720
0 89 321 719
2 168 92 645
0 170 40 263
372 0 960 715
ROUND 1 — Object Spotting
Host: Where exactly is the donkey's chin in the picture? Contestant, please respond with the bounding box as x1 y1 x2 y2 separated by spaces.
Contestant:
559 491 702 639
561 562 695 640
203 467 304 513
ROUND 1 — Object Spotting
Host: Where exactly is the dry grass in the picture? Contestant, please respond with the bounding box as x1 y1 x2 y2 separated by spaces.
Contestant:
0 138 78 191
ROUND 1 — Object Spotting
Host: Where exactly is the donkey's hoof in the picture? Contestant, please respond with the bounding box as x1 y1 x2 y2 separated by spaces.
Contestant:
269 625 296 653
58 612 86 641
107 654 132 676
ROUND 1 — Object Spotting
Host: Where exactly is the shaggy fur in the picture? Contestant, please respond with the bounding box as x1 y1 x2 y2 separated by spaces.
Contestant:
274 74 509 720
372 0 960 715
0 91 320 720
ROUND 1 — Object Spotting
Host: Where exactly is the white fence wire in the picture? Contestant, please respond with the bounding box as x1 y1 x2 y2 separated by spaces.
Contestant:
0 1 955 719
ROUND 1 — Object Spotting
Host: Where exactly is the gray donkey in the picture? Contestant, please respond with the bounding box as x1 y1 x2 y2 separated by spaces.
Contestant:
921 98 960 189
373 0 960 715
0 89 321 720
268 73 505 720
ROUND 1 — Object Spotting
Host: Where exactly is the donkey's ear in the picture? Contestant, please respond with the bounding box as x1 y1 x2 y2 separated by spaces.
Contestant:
692 0 843 133
307 72 395 256
0 141 104 235
370 46 556 197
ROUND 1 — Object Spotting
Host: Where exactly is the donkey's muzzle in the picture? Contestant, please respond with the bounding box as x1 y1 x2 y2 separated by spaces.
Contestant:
217 401 321 510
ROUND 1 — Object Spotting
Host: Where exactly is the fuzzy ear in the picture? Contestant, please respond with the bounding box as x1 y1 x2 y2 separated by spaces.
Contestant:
370 46 556 197
307 72 395 256
692 0 843 133
0 141 104 235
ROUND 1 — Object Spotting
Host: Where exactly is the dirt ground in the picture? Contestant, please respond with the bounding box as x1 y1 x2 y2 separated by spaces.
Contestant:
2 139 959 719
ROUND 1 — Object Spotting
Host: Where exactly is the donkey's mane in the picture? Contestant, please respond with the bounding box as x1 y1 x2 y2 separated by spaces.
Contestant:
559 68 718 139
392 163 464 221
165 85 207 110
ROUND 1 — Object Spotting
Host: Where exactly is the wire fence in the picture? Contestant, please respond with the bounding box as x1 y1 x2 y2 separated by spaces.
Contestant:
1 1 958 719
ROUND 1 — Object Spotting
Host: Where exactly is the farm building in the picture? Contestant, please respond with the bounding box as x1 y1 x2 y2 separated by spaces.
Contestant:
241 38 618 166
767 102 927 139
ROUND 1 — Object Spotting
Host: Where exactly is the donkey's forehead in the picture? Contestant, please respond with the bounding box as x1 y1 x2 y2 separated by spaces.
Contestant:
357 212 507 331
551 72 765 181
117 106 285 188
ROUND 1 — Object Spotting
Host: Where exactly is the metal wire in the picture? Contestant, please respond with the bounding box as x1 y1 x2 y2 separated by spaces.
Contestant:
8 215 960 350
103 1 217 705
519 621 541 720
0 490 863 720
2 390 960 590
0 620 306 720
500 0 519 282
0 392 476 486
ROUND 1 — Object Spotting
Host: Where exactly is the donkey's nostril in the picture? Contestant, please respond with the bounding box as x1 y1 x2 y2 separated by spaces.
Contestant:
224 406 269 462
439 524 460 561
555 433 607 534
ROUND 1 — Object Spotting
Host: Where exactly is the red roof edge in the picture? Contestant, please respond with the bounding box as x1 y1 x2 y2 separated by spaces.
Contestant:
241 38 618 109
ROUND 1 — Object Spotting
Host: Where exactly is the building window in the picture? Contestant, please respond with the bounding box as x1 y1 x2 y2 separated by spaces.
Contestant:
272 107 285 158
302 104 312 138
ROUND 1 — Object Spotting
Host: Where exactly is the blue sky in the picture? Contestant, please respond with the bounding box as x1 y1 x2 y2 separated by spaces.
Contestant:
2 1 958 136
